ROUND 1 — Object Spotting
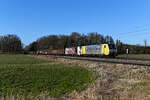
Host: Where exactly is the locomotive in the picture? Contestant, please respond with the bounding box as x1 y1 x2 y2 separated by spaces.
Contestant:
39 44 117 57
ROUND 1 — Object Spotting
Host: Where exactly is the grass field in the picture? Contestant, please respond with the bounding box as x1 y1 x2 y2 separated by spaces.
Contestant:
117 54 150 59
0 55 93 99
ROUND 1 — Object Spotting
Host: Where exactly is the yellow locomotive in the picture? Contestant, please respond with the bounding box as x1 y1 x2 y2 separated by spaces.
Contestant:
80 44 117 57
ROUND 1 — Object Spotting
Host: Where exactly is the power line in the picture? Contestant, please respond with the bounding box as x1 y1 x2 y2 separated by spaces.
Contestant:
135 24 150 29
117 31 150 40
115 24 150 37
120 28 149 35
114 25 150 45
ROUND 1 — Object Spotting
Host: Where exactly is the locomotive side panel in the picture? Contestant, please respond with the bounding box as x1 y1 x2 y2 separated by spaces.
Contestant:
80 46 86 55
85 45 102 55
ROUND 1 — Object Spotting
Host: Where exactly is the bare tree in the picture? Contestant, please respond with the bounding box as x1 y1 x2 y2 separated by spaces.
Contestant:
0 34 23 53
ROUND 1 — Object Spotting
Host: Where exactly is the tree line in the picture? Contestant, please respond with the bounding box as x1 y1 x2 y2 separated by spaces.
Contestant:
0 34 23 53
116 40 150 54
25 32 115 52
0 33 150 55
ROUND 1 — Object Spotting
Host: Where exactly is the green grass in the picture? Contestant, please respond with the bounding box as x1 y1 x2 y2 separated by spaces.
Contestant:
134 81 146 86
117 54 150 59
0 54 49 64
0 54 93 98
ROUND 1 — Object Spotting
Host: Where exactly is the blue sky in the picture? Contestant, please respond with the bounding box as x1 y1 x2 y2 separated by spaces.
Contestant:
0 0 150 46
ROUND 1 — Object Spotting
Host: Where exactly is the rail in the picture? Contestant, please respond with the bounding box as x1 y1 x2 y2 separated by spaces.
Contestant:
39 55 150 66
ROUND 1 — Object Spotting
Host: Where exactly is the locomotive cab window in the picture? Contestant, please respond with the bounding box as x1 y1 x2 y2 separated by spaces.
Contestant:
104 45 106 48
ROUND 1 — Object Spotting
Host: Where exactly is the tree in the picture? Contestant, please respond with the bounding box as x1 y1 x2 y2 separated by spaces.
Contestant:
69 32 81 46
58 35 68 48
104 35 114 44
37 35 59 50
87 32 105 45
26 42 38 52
0 34 23 53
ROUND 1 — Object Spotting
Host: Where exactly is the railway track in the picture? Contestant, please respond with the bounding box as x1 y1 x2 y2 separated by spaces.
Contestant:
41 55 150 66
116 57 150 61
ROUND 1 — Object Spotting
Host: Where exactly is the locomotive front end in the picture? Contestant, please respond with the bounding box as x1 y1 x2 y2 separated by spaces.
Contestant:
108 44 117 57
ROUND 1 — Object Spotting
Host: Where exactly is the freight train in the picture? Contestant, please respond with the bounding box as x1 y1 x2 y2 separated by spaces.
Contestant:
39 44 117 57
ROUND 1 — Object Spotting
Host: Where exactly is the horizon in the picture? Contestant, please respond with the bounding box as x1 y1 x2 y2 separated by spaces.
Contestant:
0 0 150 46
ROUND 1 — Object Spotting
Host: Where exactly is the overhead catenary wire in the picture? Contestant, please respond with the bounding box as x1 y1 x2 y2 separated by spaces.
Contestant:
117 30 150 40
114 24 150 37
113 24 150 45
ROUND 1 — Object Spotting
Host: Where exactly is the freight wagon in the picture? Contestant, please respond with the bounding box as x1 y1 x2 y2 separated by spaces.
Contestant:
40 49 65 55
65 47 80 56
65 47 76 55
